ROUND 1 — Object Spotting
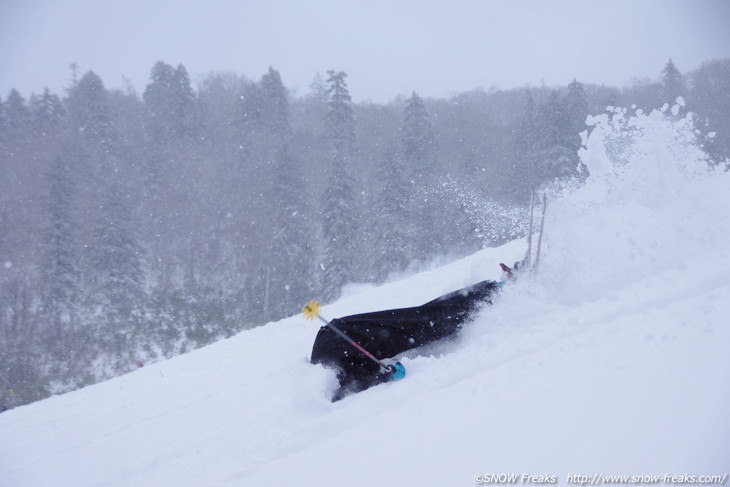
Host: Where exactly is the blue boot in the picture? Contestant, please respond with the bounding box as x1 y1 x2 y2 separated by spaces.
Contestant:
386 362 406 381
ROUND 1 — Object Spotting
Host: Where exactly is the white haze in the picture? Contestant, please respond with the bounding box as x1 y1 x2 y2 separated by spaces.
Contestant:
1 0 730 102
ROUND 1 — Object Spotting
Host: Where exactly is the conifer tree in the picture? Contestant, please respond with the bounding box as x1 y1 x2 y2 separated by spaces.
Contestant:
662 58 687 105
3 89 31 148
690 60 730 162
29 89 66 169
88 185 146 359
260 67 290 134
91 186 146 308
235 68 311 319
31 88 65 136
39 157 83 377
140 62 199 298
233 67 290 164
261 69 314 314
144 62 176 139
512 89 539 197
370 144 410 280
143 62 197 143
270 145 315 314
0 95 5 146
531 90 576 183
0 270 47 408
40 157 80 341
401 92 436 181
172 64 198 139
67 71 115 153
324 70 356 160
400 92 438 255
564 80 589 174
565 80 588 140
321 70 358 301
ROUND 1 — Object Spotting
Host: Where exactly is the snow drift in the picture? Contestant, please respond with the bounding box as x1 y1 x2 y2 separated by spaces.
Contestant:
1 104 729 486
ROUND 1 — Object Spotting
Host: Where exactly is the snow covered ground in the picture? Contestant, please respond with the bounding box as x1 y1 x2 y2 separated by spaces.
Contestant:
1 105 729 486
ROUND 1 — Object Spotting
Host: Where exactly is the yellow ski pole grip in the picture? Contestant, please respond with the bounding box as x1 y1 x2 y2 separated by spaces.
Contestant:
302 300 322 320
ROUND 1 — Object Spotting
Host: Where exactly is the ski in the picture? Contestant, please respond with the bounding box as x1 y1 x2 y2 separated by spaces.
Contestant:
533 193 547 276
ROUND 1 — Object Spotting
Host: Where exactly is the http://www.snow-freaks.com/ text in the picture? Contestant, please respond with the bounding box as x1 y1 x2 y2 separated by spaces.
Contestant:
473 473 728 485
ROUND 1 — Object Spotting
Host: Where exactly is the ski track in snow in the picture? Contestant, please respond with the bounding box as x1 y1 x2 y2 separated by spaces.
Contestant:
2 106 730 486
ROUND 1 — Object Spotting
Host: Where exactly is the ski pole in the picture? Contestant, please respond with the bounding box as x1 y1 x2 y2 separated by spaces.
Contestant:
526 186 535 268
302 300 400 375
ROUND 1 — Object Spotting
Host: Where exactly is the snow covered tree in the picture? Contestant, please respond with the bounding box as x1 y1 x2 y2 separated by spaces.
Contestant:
31 88 65 137
401 92 436 181
139 62 200 305
269 145 316 314
143 61 198 143
2 89 32 148
88 185 146 359
40 157 80 346
662 58 687 105
233 82 263 136
0 95 5 145
530 89 578 184
259 67 290 134
0 270 47 409
399 92 440 255
37 156 91 381
233 67 290 165
690 59 730 163
565 80 588 139
511 89 540 198
171 64 198 135
29 89 66 176
321 162 358 301
91 187 146 308
564 80 589 174
67 71 115 154
234 68 315 319
260 70 314 314
369 144 411 280
512 84 585 195
324 70 356 160
321 70 359 301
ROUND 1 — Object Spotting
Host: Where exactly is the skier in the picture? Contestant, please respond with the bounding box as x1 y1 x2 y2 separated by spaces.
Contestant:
309 190 546 401
310 276 506 401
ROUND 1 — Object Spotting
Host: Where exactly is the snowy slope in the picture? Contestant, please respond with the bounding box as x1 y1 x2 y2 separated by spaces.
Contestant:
2 105 729 486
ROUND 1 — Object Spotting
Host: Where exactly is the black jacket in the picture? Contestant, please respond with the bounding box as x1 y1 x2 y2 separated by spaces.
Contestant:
310 280 500 399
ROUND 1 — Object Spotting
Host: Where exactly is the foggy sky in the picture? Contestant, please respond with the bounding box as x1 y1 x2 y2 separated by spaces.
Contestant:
1 0 729 103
